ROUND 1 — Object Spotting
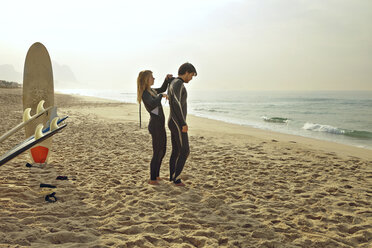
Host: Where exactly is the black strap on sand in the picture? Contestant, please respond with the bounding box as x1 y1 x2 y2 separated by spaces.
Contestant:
45 192 57 203
40 183 56 188
56 176 68 180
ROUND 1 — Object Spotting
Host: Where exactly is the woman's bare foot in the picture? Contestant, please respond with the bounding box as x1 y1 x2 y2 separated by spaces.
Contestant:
148 180 159 185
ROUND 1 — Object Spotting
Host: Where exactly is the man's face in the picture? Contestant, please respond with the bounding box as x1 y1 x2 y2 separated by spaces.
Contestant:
184 72 195 83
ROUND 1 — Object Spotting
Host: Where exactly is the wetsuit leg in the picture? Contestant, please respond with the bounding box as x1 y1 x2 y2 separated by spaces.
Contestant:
156 126 166 178
168 119 190 183
169 126 180 181
149 118 166 181
173 132 189 182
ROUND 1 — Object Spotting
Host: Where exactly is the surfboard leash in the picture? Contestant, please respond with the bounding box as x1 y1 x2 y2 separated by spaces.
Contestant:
139 102 142 128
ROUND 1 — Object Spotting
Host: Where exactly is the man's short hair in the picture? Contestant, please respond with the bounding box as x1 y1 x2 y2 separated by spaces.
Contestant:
178 63 197 76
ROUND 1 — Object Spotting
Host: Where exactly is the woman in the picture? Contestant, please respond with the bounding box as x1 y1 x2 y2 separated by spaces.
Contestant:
137 70 173 185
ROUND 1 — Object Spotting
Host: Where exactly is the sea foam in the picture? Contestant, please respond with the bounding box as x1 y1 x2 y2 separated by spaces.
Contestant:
302 123 372 139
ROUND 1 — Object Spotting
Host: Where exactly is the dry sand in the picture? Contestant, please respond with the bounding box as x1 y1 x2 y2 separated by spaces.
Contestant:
0 88 371 248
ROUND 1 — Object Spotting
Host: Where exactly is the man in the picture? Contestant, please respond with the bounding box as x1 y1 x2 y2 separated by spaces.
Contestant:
167 62 197 186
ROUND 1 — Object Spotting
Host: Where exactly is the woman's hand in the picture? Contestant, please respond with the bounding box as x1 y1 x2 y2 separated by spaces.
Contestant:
165 74 173 82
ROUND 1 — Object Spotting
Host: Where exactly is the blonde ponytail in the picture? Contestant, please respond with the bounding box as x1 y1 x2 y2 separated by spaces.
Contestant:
137 70 153 104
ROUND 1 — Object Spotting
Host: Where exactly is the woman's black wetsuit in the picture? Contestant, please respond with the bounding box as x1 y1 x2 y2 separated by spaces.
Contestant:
141 79 170 180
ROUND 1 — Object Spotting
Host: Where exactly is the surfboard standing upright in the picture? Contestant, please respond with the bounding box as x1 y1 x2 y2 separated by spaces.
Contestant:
23 42 55 164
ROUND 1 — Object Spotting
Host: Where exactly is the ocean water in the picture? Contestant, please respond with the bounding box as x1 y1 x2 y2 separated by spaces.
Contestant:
57 89 372 150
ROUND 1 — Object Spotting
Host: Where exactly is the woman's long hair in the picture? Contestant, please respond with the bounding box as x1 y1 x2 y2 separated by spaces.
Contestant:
137 70 153 104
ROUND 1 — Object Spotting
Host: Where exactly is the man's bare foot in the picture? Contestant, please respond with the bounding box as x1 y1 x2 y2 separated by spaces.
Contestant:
156 177 163 181
174 182 185 186
148 180 159 185
174 179 185 186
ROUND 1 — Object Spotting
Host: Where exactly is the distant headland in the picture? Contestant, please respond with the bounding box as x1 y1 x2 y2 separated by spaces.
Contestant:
0 80 21 88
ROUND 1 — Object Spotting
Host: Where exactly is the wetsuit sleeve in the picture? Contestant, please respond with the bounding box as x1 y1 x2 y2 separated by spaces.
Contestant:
142 90 162 110
154 77 174 94
170 81 187 126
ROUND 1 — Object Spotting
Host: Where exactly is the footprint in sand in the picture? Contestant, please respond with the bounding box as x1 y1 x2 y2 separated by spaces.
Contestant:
251 229 276 240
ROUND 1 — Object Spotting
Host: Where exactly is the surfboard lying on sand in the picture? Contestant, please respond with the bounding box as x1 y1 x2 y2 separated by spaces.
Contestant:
0 123 67 167
23 42 55 163
24 115 69 142
0 101 53 144
42 115 68 133
4 116 68 164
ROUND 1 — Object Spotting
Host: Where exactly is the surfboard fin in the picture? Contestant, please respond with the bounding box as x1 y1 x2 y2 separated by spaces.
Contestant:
50 117 59 131
35 124 44 140
23 108 32 122
36 100 45 114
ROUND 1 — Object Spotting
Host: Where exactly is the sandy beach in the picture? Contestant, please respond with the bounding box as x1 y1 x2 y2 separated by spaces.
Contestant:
0 88 371 248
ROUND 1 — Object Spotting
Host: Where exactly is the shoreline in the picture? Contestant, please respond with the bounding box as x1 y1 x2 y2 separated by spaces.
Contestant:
55 89 372 153
70 93 372 161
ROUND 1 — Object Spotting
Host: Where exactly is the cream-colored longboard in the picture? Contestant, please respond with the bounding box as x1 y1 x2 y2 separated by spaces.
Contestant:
23 42 55 164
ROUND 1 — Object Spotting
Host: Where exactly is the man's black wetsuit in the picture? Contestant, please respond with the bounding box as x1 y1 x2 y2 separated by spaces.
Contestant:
142 79 170 181
167 77 189 184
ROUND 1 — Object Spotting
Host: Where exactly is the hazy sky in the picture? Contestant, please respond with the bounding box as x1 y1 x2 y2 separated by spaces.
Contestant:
1 0 371 91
